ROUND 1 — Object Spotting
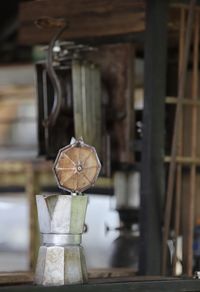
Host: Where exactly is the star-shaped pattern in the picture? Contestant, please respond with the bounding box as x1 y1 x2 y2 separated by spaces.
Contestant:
53 139 101 193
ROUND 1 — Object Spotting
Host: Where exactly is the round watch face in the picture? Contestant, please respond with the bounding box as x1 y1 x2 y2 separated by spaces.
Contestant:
53 138 101 193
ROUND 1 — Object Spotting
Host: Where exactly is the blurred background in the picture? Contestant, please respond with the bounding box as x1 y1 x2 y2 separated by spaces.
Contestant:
0 0 200 282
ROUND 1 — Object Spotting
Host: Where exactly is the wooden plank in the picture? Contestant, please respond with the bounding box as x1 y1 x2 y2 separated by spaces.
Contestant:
88 268 135 279
0 160 113 188
182 170 192 275
166 97 200 106
18 0 145 45
195 173 200 221
162 0 196 275
186 9 199 276
181 8 199 276
0 272 33 285
173 7 185 275
2 278 200 292
165 156 200 164
25 164 40 271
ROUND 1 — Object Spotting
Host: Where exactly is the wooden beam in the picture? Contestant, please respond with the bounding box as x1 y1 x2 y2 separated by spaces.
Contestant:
0 272 33 285
18 0 145 45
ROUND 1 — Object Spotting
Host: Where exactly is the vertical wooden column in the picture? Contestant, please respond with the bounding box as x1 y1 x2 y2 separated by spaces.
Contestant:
185 10 199 276
139 0 168 275
26 163 40 271
173 7 185 275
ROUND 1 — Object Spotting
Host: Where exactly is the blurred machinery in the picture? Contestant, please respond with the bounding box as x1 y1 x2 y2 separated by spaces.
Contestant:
35 37 135 175
108 171 140 270
36 41 102 161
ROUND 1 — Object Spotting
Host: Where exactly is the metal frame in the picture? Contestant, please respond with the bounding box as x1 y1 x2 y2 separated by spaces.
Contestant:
139 0 168 275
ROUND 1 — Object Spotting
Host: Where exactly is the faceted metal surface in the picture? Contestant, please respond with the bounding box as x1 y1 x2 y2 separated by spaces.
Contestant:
72 60 102 156
35 194 88 286
36 194 88 234
35 246 88 286
53 138 101 193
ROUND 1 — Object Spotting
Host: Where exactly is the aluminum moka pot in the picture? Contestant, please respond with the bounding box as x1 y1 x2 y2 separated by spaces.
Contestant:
35 138 101 286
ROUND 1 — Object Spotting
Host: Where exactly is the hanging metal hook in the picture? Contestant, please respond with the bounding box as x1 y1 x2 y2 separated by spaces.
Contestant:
42 20 69 127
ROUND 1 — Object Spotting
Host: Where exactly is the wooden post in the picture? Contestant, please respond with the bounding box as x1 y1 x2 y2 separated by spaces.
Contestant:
172 7 185 275
185 9 199 276
25 163 40 271
139 0 168 275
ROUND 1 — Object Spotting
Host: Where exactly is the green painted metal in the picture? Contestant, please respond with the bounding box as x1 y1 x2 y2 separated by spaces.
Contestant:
70 196 88 234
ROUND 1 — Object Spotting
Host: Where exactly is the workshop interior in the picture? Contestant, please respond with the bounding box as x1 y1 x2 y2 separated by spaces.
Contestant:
1 0 200 291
